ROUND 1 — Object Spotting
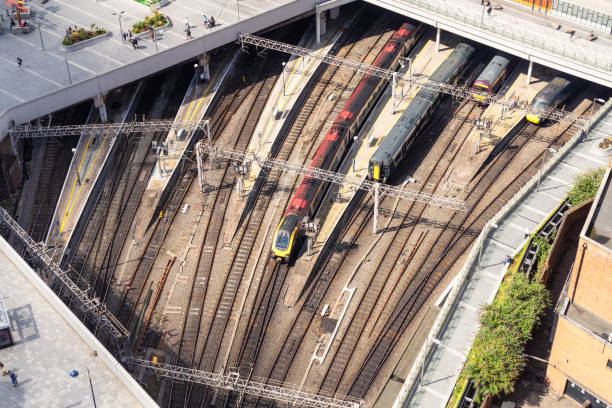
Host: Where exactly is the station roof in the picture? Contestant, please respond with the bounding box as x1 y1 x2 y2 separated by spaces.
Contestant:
0 237 156 407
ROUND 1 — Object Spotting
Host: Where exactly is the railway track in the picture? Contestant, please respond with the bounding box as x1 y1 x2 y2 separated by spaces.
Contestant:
318 99 481 396
169 50 278 408
345 100 593 399
223 20 412 408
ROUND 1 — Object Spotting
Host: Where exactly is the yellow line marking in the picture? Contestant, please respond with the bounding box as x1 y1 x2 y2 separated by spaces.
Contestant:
59 131 110 232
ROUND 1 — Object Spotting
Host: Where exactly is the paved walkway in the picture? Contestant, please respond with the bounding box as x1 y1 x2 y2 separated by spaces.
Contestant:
367 0 612 86
402 106 612 407
0 237 155 407
0 0 319 136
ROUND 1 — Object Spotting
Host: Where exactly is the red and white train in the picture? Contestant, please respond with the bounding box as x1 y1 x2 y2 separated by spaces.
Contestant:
271 22 421 262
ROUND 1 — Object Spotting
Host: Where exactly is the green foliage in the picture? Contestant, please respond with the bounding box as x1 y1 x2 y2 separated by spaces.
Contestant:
567 168 606 205
132 12 167 33
532 231 555 273
464 274 550 401
63 25 105 45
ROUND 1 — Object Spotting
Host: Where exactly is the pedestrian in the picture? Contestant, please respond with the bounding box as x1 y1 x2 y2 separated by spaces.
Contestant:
186 27 192 40
504 255 512 266
203 13 207 25
128 29 133 39
184 18 190 31
9 371 17 387
122 31 127 43
149 25 154 40
132 37 139 49
10 18 15 32
65 27 71 40
16 57 22 69
486 5 492 15
569 30 574 40
0 362 6 376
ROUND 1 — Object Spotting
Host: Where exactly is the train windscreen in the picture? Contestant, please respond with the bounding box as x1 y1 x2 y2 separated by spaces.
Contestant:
275 231 290 251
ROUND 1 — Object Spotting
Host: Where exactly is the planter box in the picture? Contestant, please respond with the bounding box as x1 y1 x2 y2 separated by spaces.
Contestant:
133 16 172 39
60 30 111 52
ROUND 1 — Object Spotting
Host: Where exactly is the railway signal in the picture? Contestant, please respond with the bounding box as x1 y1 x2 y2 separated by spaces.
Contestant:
239 33 589 127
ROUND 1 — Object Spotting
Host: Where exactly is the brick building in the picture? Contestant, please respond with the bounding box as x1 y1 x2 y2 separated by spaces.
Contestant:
546 158 612 408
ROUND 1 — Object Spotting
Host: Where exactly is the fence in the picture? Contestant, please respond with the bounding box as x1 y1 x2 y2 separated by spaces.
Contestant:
392 98 612 408
549 0 612 34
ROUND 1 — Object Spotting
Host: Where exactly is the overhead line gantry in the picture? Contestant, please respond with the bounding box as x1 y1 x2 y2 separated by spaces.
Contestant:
238 33 588 126
123 357 362 408
196 141 466 233
9 120 207 139
0 207 130 345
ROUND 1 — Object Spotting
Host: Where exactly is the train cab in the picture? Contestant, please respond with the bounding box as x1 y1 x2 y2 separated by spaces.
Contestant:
271 213 300 262
472 55 510 104
526 77 574 125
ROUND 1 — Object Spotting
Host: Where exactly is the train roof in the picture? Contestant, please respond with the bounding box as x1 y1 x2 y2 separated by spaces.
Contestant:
429 43 475 84
371 43 475 165
531 77 573 105
474 54 510 85
371 97 431 163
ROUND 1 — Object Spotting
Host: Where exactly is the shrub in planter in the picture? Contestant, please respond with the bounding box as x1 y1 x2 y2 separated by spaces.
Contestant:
599 137 612 150
63 24 107 46
132 11 167 33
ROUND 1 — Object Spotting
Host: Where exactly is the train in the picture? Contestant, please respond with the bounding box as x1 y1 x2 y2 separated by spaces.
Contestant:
368 43 475 182
271 22 421 262
471 54 510 104
525 77 575 125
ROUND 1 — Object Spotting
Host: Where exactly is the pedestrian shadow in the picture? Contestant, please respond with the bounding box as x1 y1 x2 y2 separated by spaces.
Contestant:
8 304 39 345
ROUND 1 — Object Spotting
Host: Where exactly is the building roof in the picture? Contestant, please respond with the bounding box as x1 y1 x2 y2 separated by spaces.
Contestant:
0 237 156 407
565 301 612 343
585 166 612 251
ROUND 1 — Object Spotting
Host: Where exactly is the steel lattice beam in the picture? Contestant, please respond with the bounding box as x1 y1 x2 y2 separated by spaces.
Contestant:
9 120 206 139
0 208 129 341
198 142 467 211
123 357 361 408
239 33 588 126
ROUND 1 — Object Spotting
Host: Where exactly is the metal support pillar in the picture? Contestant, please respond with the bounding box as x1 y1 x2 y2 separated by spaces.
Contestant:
436 26 441 52
329 6 339 19
93 94 108 123
526 58 533 85
391 72 398 114
198 53 210 81
196 143 204 192
205 120 212 170
373 183 380 234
